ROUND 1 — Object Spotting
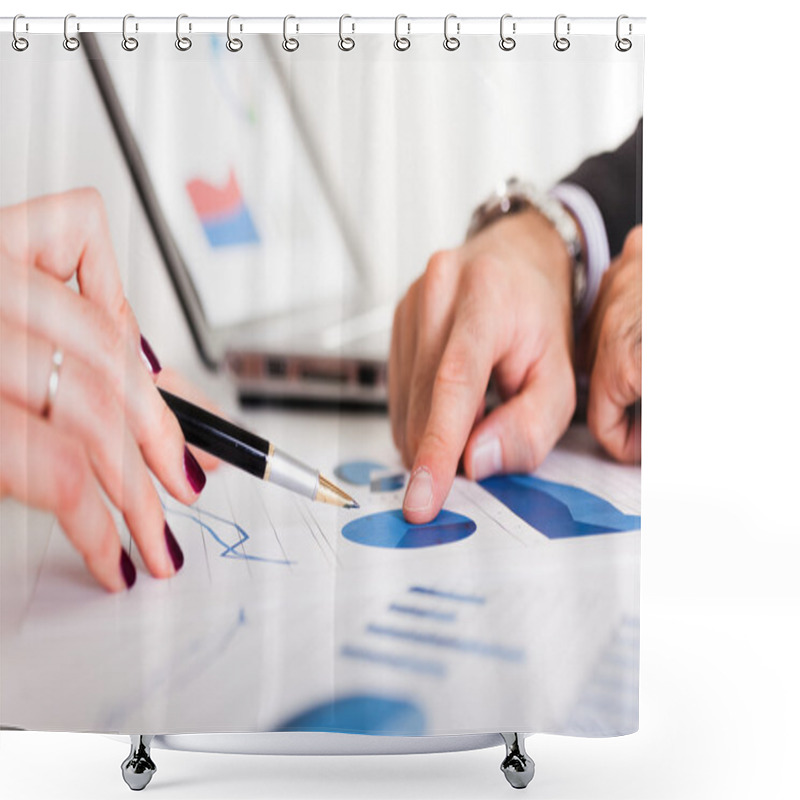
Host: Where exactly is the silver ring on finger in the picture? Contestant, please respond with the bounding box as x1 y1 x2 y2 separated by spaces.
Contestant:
42 347 64 419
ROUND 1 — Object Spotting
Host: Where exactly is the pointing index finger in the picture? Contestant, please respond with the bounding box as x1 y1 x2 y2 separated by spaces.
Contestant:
403 304 497 523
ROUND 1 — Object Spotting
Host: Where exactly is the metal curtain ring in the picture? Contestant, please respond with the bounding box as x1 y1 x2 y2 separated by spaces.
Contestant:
176 13 192 51
282 15 299 52
226 15 243 52
499 14 516 51
394 14 410 51
12 14 29 51
63 13 80 51
443 14 460 51
42 347 64 419
615 14 632 51
553 14 570 52
338 14 355 51
121 14 138 51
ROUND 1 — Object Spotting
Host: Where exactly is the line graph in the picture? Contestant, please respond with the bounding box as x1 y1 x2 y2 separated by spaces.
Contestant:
163 503 294 565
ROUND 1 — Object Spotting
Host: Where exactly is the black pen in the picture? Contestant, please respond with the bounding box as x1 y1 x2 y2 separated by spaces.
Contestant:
159 389 359 509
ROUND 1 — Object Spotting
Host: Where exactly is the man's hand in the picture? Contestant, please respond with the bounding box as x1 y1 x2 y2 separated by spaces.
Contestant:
389 209 577 524
583 225 642 463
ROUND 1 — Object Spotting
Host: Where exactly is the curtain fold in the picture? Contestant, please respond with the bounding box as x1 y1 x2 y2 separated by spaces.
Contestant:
0 24 643 740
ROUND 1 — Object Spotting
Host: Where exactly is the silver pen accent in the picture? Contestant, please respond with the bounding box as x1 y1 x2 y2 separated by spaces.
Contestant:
159 389 358 509
264 446 359 508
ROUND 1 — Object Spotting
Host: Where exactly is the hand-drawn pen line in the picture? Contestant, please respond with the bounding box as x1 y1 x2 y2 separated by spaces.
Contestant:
22 516 59 625
163 504 294 565
293 496 339 567
291 495 331 565
196 506 213 582
304 504 341 567
252 480 292 567
104 607 247 730
221 473 256 578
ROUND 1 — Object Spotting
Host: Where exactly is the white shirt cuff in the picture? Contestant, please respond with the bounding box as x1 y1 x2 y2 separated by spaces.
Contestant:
549 182 611 331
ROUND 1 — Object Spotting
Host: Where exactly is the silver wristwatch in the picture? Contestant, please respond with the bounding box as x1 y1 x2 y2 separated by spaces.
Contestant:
467 177 587 311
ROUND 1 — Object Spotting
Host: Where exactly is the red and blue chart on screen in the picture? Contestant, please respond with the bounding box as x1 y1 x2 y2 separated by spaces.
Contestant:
186 169 260 249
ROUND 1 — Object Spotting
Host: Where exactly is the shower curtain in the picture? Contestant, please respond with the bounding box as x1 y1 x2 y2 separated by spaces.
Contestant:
0 16 643 745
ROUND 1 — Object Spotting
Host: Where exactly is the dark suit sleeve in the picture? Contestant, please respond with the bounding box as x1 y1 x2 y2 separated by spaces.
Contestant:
562 118 642 258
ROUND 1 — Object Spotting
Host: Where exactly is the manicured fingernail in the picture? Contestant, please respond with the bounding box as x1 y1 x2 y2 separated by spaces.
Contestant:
165 523 184 572
471 434 502 481
184 447 207 494
120 548 137 589
140 335 161 375
404 467 433 513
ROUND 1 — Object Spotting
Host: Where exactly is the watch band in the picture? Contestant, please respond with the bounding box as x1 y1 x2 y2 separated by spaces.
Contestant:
467 177 587 312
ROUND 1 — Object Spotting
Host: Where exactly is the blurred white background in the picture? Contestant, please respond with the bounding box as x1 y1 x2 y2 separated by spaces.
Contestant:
1 21 641 335
1 1 798 799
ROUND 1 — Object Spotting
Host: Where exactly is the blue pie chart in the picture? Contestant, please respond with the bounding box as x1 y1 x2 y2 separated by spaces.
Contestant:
342 509 476 549
275 694 425 735
334 460 387 486
479 474 640 539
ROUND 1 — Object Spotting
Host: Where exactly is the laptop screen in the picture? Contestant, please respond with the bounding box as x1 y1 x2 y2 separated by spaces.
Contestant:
87 33 359 332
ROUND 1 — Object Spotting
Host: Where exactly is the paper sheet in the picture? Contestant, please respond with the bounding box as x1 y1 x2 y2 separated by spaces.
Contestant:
0 413 640 736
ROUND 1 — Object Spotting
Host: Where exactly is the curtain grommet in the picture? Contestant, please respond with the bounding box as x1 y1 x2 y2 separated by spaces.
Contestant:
444 14 460 51
338 14 355 52
63 13 80 51
176 14 192 51
282 15 299 52
121 14 138 52
615 15 632 52
226 15 243 52
12 14 29 51
499 14 516 51
394 14 411 51
553 14 570 52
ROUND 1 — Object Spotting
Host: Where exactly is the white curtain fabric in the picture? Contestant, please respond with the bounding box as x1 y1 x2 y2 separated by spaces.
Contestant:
1 29 643 740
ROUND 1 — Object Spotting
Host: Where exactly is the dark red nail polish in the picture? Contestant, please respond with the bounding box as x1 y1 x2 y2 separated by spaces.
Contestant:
184 447 207 494
165 523 184 572
120 548 137 589
140 335 162 375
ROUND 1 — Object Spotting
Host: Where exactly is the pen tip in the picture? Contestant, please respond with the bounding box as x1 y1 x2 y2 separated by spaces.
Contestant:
316 474 360 509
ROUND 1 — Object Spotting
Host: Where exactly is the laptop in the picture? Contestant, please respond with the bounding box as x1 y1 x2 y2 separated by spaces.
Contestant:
83 33 390 408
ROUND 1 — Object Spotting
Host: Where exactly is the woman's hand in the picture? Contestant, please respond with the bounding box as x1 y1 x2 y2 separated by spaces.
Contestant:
0 189 206 592
389 209 577 523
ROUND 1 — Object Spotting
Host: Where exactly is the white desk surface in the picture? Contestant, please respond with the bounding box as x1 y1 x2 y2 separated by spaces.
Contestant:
1 397 641 739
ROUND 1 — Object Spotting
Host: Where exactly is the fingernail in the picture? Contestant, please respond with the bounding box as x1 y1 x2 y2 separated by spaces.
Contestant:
184 447 207 494
404 467 433 513
140 335 161 375
120 548 137 589
471 434 502 481
165 523 184 572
